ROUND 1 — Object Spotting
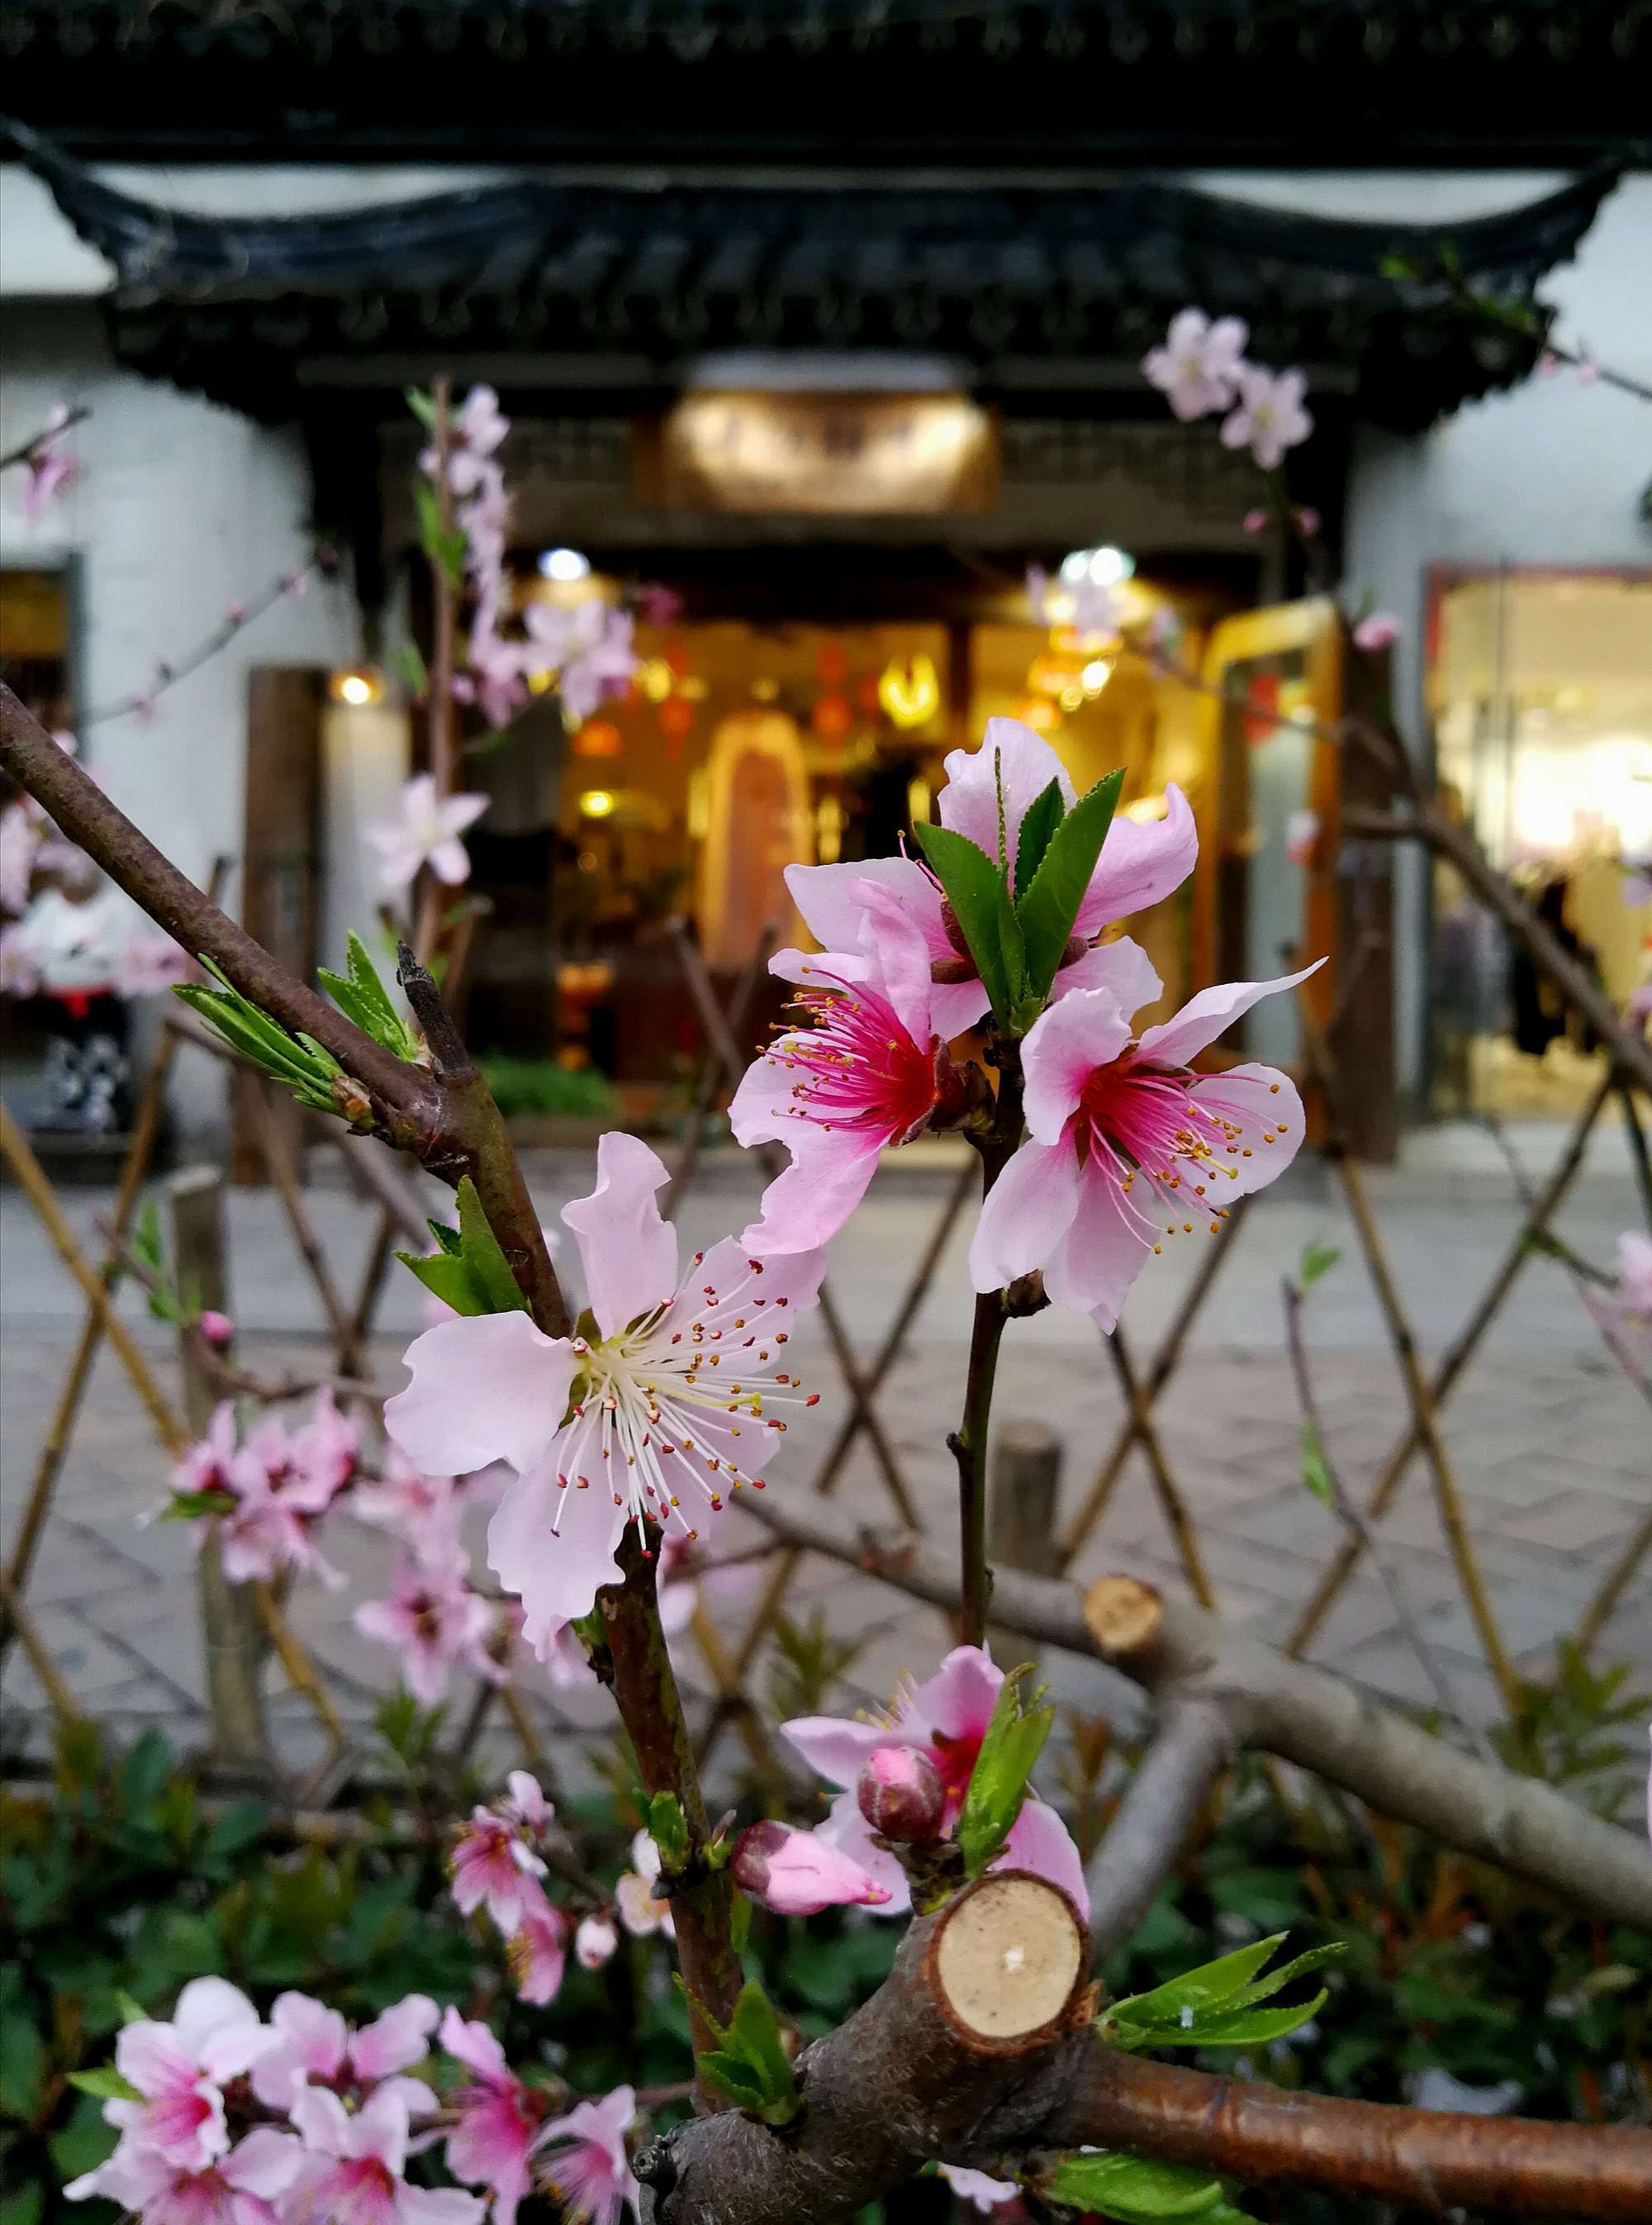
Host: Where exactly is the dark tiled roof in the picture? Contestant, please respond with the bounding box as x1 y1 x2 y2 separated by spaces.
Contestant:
7 121 1618 431
1 3 1645 159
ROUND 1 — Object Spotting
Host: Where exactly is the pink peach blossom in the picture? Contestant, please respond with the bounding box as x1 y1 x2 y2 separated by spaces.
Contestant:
287 2085 482 2223
938 2161 1022 2210
450 1808 548 1934
364 774 488 894
538 2086 640 2225
1221 364 1313 469
970 958 1320 1331
615 1829 675 1940
249 1990 438 2116
386 1134 825 1642
102 1978 274 2171
784 1646 1089 1921
730 1819 893 1915
1142 309 1249 421
759 718 1198 1052
355 1556 501 1707
508 1878 571 2004
1352 611 1402 652
440 2005 549 2225
66 2127 300 2222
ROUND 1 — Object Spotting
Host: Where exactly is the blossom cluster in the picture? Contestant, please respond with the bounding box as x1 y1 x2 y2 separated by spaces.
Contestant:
423 383 638 736
164 1390 363 1590
64 1974 639 2225
1142 308 1313 469
385 716 1314 1635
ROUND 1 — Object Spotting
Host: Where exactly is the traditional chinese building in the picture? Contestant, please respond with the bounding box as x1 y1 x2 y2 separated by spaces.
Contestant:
2 2 1647 1148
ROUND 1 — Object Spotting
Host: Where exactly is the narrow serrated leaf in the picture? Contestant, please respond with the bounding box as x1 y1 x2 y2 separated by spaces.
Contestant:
1014 777 1066 894
426 1218 463 1257
162 1489 237 1521
1298 1241 1341 1290
396 1249 487 1317
457 1177 530 1315
405 384 438 430
956 1662 1055 1876
1015 768 1124 998
67 2066 142 2104
1046 2149 1251 2221
1104 1935 1291 2030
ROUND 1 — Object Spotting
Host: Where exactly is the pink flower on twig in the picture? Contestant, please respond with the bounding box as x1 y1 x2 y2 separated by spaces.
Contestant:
1142 310 1249 421
730 1819 892 1915
440 2005 551 2225
1353 611 1402 652
615 1830 676 1941
782 1646 1089 1920
97 1979 274 2171
286 2085 482 2223
65 2128 301 2223
970 956 1322 1331
249 1991 438 2117
449 1808 548 1935
508 1878 571 2004
1221 365 1313 469
385 1133 825 1640
354 1555 501 1707
537 2086 640 2225
363 773 488 893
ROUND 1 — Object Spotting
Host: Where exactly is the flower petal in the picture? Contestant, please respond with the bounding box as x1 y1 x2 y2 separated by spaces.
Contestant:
784 855 939 958
999 1798 1090 1921
386 1314 576 1480
1020 987 1135 1143
895 1644 1005 1747
1049 934 1163 1021
350 1994 438 2082
562 1131 679 1339
968 1138 1084 1293
1188 1063 1308 1197
940 717 1075 877
1072 784 1197 936
1135 958 1324 1070
1043 1154 1156 1333
740 1129 885 1258
488 1452 627 1649
813 1790 911 1915
781 1712 890 1789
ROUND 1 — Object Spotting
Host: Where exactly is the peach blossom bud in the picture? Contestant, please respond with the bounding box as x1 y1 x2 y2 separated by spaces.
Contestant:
575 1914 618 1970
197 1310 234 1348
857 1744 946 1842
732 1819 891 1914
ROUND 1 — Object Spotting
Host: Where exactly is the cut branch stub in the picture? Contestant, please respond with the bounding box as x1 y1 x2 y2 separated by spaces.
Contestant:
1084 1573 1165 1658
929 1870 1088 2051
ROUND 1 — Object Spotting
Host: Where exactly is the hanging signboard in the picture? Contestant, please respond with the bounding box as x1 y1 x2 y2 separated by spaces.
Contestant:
636 391 999 516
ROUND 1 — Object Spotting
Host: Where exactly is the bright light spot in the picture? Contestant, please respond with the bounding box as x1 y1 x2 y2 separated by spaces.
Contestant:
1059 549 1090 582
1059 683 1085 713
339 674 373 707
539 547 591 582
1080 658 1113 696
580 789 615 818
1087 545 1134 587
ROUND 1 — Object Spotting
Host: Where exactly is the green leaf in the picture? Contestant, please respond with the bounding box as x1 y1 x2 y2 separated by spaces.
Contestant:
114 1991 148 2027
910 820 1021 1024
396 1249 487 1318
405 384 438 430
67 2065 142 2104
1298 1241 1341 1290
1299 1423 1334 1506
691 1982 800 2126
392 638 429 696
1046 2149 1252 2222
955 1662 1055 1876
0 2013 44 2117
317 932 420 1063
1014 777 1066 896
131 1196 164 1274
204 1801 270 1861
1101 1935 1341 2052
173 966 346 1118
162 1489 237 1521
456 1177 530 1315
1014 768 1124 1000
426 1217 463 1257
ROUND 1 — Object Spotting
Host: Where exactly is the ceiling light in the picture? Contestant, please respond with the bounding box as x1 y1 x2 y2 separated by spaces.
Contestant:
539 548 591 582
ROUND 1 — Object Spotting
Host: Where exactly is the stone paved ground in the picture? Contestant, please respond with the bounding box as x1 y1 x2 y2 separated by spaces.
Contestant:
2 1115 1647 1792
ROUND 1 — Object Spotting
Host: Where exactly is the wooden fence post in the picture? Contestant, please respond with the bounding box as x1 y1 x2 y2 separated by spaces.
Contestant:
989 1422 1062 1668
168 1166 272 1775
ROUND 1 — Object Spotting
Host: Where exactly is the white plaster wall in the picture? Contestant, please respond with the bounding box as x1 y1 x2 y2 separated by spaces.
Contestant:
1 306 354 1135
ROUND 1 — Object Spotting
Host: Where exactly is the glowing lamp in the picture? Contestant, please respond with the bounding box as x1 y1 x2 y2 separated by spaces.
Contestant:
328 667 383 708
539 548 591 582
580 788 616 819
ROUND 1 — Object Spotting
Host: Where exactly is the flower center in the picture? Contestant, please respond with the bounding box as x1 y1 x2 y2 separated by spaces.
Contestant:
764 974 939 1146
1076 1055 1245 1235
548 1258 818 1548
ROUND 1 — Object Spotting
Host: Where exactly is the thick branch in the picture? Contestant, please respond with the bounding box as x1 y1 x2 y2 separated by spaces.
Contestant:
0 684 435 1134
1053 2049 1652 2221
733 1490 1652 1928
1085 1697 1236 1959
648 1872 1651 2225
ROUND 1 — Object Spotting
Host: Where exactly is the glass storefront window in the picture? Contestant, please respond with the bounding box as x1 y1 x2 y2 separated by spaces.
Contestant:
1429 568 1652 1117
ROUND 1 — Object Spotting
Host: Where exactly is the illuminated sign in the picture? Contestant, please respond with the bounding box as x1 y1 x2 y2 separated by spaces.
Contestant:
638 391 999 516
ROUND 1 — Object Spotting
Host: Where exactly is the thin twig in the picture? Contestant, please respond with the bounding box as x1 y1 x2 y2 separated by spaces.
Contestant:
0 402 90 473
1282 1275 1498 1766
